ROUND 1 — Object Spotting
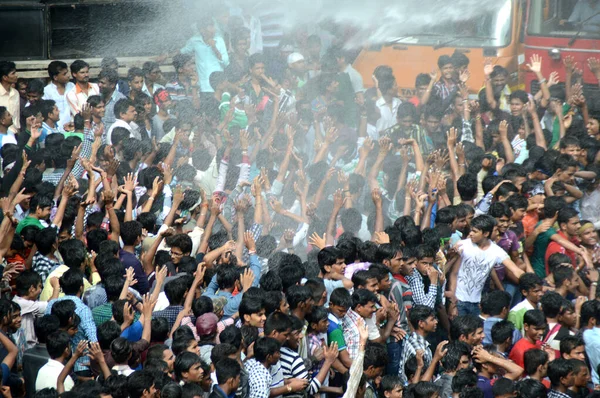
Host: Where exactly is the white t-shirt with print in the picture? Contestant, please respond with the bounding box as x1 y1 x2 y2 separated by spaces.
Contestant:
455 239 508 303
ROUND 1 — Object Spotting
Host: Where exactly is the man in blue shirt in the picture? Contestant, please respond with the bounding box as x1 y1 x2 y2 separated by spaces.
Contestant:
181 16 229 94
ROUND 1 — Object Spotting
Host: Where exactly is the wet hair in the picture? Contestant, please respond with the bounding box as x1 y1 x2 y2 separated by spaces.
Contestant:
450 315 483 342
547 358 574 388
516 378 548 398
524 309 547 328
440 340 471 371
70 60 89 75
491 320 515 345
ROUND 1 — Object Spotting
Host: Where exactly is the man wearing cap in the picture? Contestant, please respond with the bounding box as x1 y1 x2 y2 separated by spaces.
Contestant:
197 313 219 364
287 52 308 91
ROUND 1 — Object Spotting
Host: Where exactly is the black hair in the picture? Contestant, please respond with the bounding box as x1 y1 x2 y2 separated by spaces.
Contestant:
480 290 511 317
491 320 515 345
210 343 238 366
151 317 169 343
553 266 575 288
452 368 478 393
264 312 292 336
450 315 483 342
405 382 440 398
491 378 515 397
218 325 243 349
15 270 42 297
457 173 478 201
70 59 89 75
127 370 156 398
97 321 121 350
440 341 471 372
470 215 496 237
330 287 352 308
286 284 312 311
59 268 84 296
519 273 543 295
351 289 378 310
46 330 71 359
516 378 548 398
171 333 196 357
120 221 142 245
351 270 376 289
380 375 403 394
48 60 68 80
524 309 547 328
409 305 436 330
240 297 265 324
560 336 584 357
524 348 549 376
364 342 388 370
215 357 241 384
164 278 189 306
547 358 574 388
111 337 132 364
540 291 566 319
34 315 60 344
254 337 281 362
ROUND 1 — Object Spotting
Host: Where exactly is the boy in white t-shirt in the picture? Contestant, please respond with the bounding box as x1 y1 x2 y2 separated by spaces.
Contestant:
448 215 524 317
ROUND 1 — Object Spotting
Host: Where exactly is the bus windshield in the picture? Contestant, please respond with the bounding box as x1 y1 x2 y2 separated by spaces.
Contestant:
388 0 512 48
528 0 600 39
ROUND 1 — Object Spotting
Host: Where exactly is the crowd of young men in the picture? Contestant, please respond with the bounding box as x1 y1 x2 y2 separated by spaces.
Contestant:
1 4 600 398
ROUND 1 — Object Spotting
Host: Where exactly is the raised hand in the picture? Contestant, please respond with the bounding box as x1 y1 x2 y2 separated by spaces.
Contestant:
588 58 600 76
547 71 559 87
526 54 542 73
308 232 326 250
484 58 494 77
244 230 256 252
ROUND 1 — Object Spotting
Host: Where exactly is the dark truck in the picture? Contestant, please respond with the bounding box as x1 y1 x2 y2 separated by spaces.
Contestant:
0 0 187 77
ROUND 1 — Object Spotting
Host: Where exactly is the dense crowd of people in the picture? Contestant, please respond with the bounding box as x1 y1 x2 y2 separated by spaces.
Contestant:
1 4 600 398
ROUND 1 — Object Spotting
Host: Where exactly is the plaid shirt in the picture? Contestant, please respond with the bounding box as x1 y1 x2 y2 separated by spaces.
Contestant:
433 80 457 101
152 305 186 329
32 253 61 284
407 271 438 309
42 169 66 186
342 309 363 360
307 332 326 378
548 391 572 398
399 332 432 384
245 358 272 398
46 296 97 372
92 303 113 327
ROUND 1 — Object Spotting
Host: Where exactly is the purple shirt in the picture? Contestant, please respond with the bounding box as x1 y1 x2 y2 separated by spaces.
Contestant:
477 375 494 398
119 249 149 295
495 230 519 281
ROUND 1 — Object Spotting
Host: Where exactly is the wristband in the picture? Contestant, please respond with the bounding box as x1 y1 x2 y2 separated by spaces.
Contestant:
539 78 547 84
593 282 598 286
248 250 256 255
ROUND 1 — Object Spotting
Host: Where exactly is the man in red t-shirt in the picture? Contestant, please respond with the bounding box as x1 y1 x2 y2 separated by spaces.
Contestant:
509 309 547 368
544 207 581 274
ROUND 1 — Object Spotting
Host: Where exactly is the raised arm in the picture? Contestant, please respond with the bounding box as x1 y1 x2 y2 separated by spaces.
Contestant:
484 59 498 110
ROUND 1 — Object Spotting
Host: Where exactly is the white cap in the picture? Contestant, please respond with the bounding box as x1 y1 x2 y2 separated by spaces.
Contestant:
287 52 305 65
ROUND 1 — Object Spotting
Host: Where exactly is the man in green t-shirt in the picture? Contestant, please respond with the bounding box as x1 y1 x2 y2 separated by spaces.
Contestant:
16 195 52 234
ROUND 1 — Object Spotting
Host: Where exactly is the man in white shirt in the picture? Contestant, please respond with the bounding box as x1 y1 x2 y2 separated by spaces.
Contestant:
35 330 75 392
0 61 20 131
0 107 18 148
106 98 138 144
141 61 165 97
449 215 524 317
65 60 100 116
375 76 401 133
43 61 74 132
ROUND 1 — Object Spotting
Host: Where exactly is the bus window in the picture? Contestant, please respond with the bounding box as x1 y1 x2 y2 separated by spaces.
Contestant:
528 0 600 38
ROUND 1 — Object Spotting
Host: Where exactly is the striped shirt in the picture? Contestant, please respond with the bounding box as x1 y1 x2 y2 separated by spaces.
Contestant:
280 346 320 395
